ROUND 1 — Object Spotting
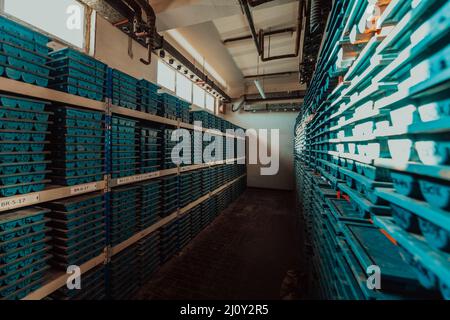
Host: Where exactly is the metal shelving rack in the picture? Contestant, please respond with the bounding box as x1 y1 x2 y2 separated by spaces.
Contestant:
294 0 450 300
0 76 247 300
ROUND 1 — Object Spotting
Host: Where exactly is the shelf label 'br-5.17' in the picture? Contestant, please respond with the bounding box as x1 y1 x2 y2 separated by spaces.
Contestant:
0 194 40 211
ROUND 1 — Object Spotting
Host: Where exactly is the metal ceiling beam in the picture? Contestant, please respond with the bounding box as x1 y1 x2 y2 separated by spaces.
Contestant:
223 27 295 44
239 0 304 62
244 90 306 103
243 71 298 79
247 0 276 6
238 0 262 55
100 0 232 102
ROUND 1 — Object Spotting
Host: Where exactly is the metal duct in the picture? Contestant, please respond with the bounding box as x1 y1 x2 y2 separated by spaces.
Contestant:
310 0 321 34
239 0 304 62
247 0 275 7
97 0 231 101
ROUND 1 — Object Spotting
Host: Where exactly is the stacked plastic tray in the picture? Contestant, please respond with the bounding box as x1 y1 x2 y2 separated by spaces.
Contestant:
161 175 178 217
225 137 236 161
231 179 241 201
179 172 192 208
161 128 178 169
49 106 104 186
223 119 233 132
189 205 202 238
191 169 203 201
223 165 233 184
159 220 179 263
0 94 51 197
109 245 139 300
191 129 203 165
177 213 191 249
178 100 191 123
316 174 423 299
137 79 160 115
137 231 160 284
201 197 215 227
191 110 211 129
110 185 139 246
201 167 212 195
218 165 225 187
211 166 220 191
44 192 105 269
294 0 450 300
0 16 51 87
49 265 106 300
139 180 161 229
213 193 222 218
49 48 107 101
111 69 138 109
220 186 232 212
0 207 51 300
139 124 161 173
159 93 178 120
111 116 138 178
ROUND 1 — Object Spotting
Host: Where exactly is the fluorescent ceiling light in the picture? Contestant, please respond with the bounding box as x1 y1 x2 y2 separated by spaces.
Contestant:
166 29 227 88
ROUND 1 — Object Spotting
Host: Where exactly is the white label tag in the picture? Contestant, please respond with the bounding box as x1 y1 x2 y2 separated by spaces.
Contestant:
70 182 98 195
0 194 40 211
117 171 160 185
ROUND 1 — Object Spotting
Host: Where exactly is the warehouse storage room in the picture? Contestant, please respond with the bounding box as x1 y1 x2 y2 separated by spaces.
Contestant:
0 0 449 312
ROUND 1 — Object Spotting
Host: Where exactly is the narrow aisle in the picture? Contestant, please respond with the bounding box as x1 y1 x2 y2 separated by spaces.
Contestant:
135 188 302 300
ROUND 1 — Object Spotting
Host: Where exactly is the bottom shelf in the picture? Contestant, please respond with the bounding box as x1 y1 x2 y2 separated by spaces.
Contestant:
22 253 106 300
373 216 450 300
21 174 247 300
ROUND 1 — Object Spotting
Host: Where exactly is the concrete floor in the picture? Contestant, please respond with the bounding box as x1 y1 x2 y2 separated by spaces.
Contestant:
135 188 303 300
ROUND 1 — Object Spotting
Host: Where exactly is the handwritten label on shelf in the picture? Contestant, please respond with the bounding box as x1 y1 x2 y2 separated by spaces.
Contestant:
70 182 98 195
117 172 160 185
0 194 40 211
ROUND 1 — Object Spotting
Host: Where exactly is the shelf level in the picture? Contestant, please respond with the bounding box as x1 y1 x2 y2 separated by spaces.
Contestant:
375 158 450 182
373 216 450 291
0 77 105 111
110 105 245 140
21 173 246 300
110 105 178 127
110 159 246 187
111 174 247 256
0 180 107 213
22 252 106 300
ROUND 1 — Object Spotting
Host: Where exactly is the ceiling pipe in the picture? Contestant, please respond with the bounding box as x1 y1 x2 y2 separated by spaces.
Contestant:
245 95 303 104
223 27 295 44
133 0 156 65
244 90 306 103
103 0 231 102
247 0 275 6
260 0 304 62
122 0 143 28
239 0 304 62
230 90 305 112
239 0 262 55
244 71 298 79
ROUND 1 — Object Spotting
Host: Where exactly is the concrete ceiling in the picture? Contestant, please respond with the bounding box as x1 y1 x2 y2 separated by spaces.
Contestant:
151 0 302 97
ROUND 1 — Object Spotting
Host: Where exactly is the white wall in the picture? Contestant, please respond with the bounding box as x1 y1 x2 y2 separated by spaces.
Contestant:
94 14 299 191
94 15 158 82
222 78 303 191
224 110 298 191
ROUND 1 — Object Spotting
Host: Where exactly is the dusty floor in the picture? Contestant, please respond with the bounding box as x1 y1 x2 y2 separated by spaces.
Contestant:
135 188 303 300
